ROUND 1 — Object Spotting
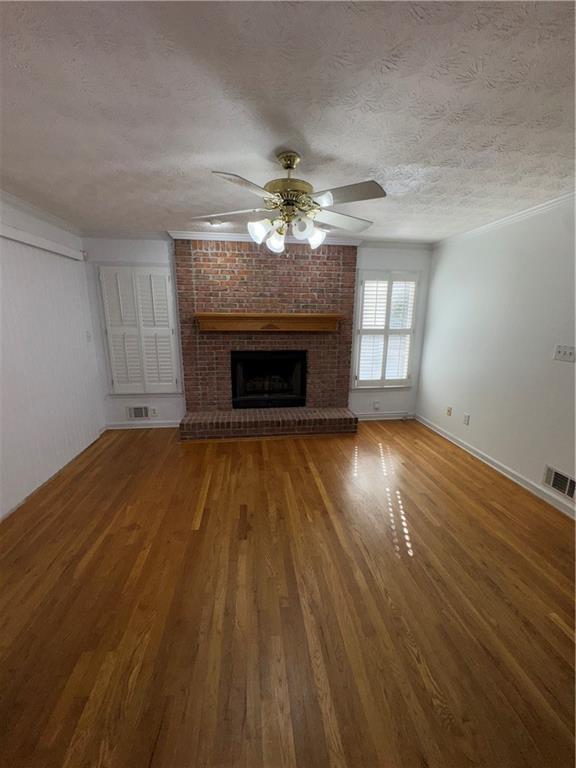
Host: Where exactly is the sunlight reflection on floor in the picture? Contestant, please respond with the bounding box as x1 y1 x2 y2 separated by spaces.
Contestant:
379 442 414 558
350 441 415 558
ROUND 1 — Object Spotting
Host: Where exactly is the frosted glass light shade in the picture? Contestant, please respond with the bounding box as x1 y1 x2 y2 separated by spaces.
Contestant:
314 191 334 207
291 216 314 240
266 230 285 253
308 227 327 249
247 218 273 245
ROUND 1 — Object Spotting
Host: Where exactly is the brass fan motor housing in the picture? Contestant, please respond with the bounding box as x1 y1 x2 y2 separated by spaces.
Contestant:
264 177 313 196
264 178 318 224
259 152 324 225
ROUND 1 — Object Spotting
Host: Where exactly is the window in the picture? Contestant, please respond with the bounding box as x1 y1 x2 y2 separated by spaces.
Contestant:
353 271 417 387
99 266 179 394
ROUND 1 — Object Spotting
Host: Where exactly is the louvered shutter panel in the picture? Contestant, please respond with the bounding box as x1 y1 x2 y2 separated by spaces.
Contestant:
355 273 418 386
361 280 388 328
136 273 171 329
389 281 416 329
359 335 385 381
385 335 411 379
109 333 145 390
100 268 145 394
136 272 178 393
357 280 388 381
386 280 416 380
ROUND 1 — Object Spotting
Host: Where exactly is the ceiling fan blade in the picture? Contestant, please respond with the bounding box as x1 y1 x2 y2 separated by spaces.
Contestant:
313 180 386 207
314 209 373 233
213 171 272 199
187 207 272 222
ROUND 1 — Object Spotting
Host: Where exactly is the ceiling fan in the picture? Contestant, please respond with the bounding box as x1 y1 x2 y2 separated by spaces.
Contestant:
189 150 386 253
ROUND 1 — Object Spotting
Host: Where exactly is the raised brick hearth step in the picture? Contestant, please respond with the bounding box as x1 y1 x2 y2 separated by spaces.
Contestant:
179 407 358 440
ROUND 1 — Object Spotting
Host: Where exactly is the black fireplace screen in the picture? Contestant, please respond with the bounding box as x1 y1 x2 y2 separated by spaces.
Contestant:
231 350 307 408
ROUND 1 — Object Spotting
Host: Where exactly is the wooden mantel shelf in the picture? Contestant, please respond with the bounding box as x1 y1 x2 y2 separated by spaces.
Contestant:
194 312 343 333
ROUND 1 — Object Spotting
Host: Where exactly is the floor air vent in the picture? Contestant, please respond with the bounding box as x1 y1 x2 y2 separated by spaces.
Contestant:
544 466 575 499
127 406 150 419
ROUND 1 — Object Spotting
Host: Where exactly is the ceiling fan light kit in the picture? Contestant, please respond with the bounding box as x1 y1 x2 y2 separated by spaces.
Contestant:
192 151 387 253
247 218 274 245
307 227 327 249
265 228 286 254
291 216 315 241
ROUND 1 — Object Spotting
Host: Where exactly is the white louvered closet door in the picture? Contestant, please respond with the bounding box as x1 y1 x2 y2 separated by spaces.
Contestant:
100 267 179 395
100 268 145 394
136 272 179 393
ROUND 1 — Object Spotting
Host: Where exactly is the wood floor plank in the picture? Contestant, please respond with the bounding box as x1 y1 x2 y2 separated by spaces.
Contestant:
0 421 573 767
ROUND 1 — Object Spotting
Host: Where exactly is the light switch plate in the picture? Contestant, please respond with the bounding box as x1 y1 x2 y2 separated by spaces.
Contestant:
554 345 575 363
463 413 470 425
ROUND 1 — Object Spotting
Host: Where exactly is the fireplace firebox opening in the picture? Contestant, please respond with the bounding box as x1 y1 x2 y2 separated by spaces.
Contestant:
231 350 307 408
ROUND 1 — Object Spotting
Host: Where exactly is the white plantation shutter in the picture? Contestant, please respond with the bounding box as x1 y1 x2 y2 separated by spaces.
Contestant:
136 273 171 328
109 333 144 389
385 335 411 379
354 271 417 386
100 269 138 327
143 334 174 383
100 269 144 394
389 281 416 330
136 272 178 393
359 335 385 380
362 280 388 328
100 267 179 394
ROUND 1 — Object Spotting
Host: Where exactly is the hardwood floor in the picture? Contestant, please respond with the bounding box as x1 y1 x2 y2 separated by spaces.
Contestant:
0 421 573 768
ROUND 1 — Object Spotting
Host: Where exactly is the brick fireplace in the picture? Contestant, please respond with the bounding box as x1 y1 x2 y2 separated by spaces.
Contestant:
174 238 358 439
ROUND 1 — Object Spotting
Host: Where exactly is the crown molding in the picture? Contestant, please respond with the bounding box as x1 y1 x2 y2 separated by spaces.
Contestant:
0 222 84 261
83 232 171 242
358 239 433 250
435 192 575 246
0 189 82 237
166 230 362 246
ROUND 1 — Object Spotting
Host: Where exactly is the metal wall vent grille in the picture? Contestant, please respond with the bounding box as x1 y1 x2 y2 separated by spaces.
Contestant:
544 466 575 499
127 406 150 419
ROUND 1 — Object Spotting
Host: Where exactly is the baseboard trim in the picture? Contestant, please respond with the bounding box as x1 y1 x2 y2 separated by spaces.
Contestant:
355 411 414 421
106 420 181 430
415 416 575 519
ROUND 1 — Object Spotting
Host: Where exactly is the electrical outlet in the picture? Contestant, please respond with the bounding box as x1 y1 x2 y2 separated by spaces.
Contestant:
373 400 380 411
553 345 575 363
149 407 157 417
463 413 470 425
446 406 452 416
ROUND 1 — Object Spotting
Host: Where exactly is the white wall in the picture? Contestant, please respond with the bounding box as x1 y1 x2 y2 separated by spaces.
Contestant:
0 237 104 519
417 198 575 515
349 242 431 419
83 237 186 427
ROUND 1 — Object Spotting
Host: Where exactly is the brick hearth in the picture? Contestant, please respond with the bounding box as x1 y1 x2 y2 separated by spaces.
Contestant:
174 239 358 439
180 407 358 440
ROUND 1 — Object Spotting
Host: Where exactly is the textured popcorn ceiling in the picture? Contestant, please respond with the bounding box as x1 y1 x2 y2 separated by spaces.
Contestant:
0 2 573 241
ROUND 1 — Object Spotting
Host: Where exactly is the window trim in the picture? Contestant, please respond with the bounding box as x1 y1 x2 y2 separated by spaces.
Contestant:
351 269 420 390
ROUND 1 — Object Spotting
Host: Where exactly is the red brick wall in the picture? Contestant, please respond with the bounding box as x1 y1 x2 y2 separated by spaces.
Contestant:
174 239 357 411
